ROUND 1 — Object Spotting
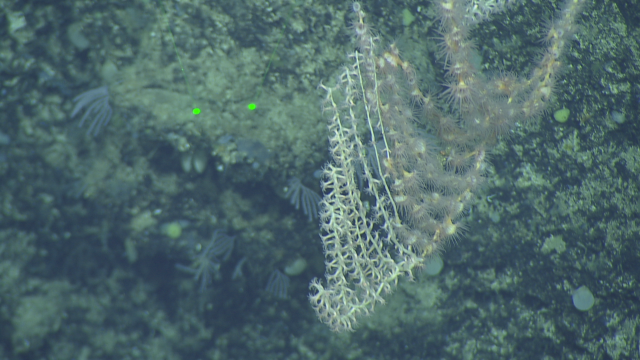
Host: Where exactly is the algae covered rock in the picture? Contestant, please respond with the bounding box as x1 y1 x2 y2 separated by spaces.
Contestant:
11 281 71 353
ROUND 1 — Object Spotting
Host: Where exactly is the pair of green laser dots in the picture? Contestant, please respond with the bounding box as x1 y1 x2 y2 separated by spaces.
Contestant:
159 1 289 115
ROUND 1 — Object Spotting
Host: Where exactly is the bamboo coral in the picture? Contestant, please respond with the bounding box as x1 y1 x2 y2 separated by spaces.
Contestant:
309 0 587 332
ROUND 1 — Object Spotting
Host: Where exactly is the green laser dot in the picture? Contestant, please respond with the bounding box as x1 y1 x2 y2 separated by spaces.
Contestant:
192 108 200 115
247 103 256 111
